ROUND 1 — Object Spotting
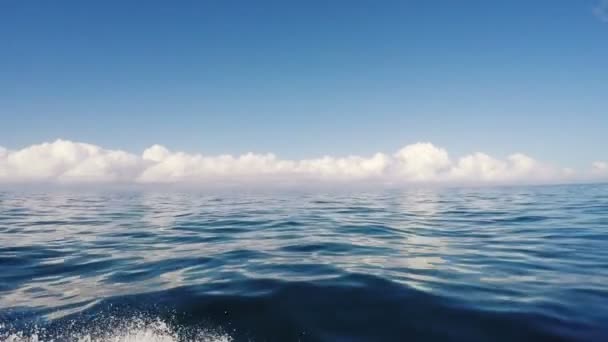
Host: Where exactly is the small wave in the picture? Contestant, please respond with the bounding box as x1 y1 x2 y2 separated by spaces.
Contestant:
0 317 231 342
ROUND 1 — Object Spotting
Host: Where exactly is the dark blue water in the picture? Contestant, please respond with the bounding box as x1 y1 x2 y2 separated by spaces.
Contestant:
1 184 607 341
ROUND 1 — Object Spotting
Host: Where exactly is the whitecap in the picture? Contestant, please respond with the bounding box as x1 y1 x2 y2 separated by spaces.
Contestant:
0 318 232 342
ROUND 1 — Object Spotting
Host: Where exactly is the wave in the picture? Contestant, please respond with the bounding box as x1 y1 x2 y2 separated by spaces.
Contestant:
2 187 608 341
2 274 603 342
0 316 231 342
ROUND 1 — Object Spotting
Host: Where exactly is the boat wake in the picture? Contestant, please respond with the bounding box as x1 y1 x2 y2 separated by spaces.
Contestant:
0 317 231 342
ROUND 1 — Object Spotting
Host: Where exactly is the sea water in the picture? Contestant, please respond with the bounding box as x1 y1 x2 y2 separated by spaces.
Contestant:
1 184 607 341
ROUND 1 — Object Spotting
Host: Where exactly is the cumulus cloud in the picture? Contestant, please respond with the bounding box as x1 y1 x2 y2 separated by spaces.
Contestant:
0 140 141 183
393 143 450 181
448 153 566 183
594 0 608 22
0 139 596 186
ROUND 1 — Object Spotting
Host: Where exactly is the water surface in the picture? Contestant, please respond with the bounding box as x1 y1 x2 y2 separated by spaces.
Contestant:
1 184 607 341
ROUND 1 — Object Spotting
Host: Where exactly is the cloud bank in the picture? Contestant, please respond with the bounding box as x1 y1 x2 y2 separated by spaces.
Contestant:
0 139 604 186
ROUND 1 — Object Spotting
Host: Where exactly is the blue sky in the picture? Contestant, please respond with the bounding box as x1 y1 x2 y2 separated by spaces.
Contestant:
1 0 607 169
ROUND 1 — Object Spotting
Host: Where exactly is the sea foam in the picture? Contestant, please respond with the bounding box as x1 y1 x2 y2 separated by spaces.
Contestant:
0 318 232 342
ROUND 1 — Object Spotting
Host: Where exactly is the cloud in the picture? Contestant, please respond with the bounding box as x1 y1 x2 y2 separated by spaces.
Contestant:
393 143 451 181
138 147 390 184
0 140 141 183
594 0 608 22
0 139 597 186
592 161 608 176
448 153 566 183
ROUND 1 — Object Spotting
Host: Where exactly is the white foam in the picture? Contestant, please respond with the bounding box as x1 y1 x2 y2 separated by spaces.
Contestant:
0 318 232 342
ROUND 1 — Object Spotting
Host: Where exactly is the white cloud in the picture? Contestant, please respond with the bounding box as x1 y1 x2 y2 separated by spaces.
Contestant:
393 143 450 181
592 161 608 177
142 144 171 162
0 139 598 186
448 152 565 183
0 140 142 183
137 147 390 184
594 0 608 22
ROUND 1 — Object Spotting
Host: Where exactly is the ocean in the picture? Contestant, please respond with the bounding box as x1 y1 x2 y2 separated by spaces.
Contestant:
0 184 607 341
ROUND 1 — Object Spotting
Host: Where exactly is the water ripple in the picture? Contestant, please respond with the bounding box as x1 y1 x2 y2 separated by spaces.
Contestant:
0 185 607 341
